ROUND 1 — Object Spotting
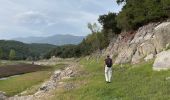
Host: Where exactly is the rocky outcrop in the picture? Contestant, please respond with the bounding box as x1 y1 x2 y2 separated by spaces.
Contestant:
144 54 154 62
0 91 6 100
104 21 170 66
115 44 137 64
153 50 170 71
154 22 170 52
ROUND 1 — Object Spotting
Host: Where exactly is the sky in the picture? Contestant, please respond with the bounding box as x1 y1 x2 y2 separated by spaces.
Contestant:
0 0 122 39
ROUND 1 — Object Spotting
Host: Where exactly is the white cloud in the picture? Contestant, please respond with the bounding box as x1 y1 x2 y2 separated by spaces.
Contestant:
0 0 122 39
15 11 51 29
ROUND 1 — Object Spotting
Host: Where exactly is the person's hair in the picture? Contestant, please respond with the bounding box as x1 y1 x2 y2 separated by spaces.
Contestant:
107 55 110 58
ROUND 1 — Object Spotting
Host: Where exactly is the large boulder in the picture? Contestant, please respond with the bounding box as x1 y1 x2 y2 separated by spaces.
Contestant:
154 22 170 53
153 50 170 71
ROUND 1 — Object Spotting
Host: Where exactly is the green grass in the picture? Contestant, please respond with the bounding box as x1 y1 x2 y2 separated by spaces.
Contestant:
0 71 51 96
0 63 67 96
52 58 170 100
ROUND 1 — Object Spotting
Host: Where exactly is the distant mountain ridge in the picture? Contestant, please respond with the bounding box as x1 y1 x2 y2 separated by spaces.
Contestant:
13 34 85 45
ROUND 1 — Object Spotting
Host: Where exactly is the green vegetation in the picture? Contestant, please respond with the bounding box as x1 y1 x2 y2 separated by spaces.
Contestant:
0 64 66 96
0 71 51 96
0 40 56 60
44 45 79 58
0 48 3 60
9 49 16 60
98 12 121 44
116 0 170 30
52 59 170 100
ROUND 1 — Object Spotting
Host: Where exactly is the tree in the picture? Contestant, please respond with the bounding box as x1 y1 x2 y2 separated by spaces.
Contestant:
116 0 169 31
98 12 120 33
98 12 120 44
9 49 16 60
116 0 126 5
0 48 3 59
87 23 101 50
87 23 101 33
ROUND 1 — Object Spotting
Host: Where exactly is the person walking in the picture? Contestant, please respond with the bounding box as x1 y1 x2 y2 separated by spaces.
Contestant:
104 55 113 83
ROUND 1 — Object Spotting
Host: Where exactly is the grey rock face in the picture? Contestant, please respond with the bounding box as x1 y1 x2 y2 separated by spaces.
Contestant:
131 50 144 64
130 24 156 64
132 40 156 64
153 50 170 71
144 54 154 62
131 23 155 44
115 44 137 64
154 22 170 53
0 91 6 100
114 23 156 64
104 21 170 65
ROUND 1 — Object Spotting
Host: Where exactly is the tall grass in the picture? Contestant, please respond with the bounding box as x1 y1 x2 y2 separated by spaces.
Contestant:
0 71 51 96
52 58 170 100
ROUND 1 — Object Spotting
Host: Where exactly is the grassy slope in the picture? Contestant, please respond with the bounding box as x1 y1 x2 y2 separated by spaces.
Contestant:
0 64 67 96
52 58 170 100
0 71 51 96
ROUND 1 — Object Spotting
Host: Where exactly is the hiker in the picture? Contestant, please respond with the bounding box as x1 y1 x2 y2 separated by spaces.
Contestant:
104 55 113 83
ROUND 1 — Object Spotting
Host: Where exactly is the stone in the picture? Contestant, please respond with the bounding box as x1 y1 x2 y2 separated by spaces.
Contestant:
39 70 62 92
153 50 170 71
140 41 156 56
0 91 6 100
130 23 155 44
105 21 170 65
115 44 137 64
132 41 156 64
52 70 61 81
131 51 144 64
144 54 154 61
154 22 170 53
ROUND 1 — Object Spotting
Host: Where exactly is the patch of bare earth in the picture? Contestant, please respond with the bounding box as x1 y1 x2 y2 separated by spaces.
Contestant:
0 64 49 78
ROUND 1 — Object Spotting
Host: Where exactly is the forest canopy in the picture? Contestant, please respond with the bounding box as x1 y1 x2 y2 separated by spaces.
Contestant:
116 0 170 30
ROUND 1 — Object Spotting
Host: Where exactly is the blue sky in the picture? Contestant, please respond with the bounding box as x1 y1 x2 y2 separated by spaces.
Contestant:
0 0 122 39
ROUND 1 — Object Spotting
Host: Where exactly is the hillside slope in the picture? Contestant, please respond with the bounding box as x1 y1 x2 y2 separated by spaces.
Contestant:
13 34 85 45
0 40 56 60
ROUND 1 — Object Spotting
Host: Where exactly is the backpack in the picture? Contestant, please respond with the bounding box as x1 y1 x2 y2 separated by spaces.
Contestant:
105 58 112 67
